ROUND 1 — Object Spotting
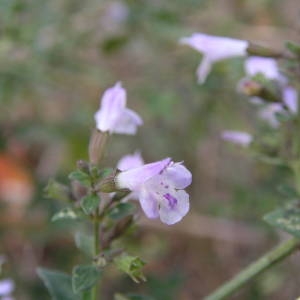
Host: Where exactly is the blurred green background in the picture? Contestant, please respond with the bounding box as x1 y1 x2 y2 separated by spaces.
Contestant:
0 0 300 299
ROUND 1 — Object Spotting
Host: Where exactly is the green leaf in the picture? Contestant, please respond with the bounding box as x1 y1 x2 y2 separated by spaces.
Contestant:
44 179 70 202
286 41 300 56
114 254 146 283
114 294 154 300
37 267 80 300
108 203 136 221
74 232 94 258
69 170 90 187
277 184 299 199
99 168 114 179
81 194 100 214
51 207 83 222
72 265 102 294
264 201 300 237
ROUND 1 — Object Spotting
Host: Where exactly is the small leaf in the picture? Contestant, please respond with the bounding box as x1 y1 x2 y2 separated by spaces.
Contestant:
286 41 300 56
99 168 114 179
108 203 136 221
74 232 94 258
69 170 90 187
264 201 300 238
114 294 154 300
44 179 70 202
114 254 146 283
51 207 83 222
81 194 100 214
72 265 102 294
37 267 80 300
277 184 299 199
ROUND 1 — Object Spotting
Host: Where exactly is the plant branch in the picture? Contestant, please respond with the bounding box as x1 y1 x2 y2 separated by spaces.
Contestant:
204 237 300 300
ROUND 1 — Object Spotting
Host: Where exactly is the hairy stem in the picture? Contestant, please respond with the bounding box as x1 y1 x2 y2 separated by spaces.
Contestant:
92 208 100 300
205 237 300 300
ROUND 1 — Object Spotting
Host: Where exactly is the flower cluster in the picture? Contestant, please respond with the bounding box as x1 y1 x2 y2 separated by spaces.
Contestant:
180 32 298 147
95 83 192 225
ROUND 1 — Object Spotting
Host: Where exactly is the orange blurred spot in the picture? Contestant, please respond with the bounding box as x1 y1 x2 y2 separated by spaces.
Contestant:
0 154 34 220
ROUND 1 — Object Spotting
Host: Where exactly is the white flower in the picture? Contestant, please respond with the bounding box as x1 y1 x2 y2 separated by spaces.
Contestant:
180 33 248 83
258 103 284 128
221 131 253 147
0 279 14 297
94 82 143 134
283 86 298 114
244 57 284 81
116 158 192 225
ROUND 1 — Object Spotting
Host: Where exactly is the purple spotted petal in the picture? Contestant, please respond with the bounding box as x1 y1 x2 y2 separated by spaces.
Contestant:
116 158 171 191
0 279 14 296
117 151 144 171
159 190 190 225
164 162 192 189
283 86 298 114
139 188 159 219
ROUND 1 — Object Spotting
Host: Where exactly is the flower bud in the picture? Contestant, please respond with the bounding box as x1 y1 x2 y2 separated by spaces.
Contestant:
98 175 117 193
88 129 108 165
76 160 90 174
247 43 283 58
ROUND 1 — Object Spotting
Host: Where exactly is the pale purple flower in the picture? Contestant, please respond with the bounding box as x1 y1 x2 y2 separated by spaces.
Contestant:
180 33 248 84
221 131 253 147
258 103 284 128
244 57 283 81
283 86 298 114
117 151 144 171
0 279 14 297
94 82 143 134
116 158 192 225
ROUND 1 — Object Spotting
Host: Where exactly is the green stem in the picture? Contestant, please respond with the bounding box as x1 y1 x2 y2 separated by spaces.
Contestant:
92 209 100 300
205 237 300 300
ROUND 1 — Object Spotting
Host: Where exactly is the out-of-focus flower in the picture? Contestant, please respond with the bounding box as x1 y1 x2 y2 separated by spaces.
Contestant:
221 131 253 147
116 158 192 225
258 103 284 128
0 279 14 297
0 154 33 221
117 151 144 171
94 82 143 135
283 86 298 114
244 57 282 81
180 33 248 83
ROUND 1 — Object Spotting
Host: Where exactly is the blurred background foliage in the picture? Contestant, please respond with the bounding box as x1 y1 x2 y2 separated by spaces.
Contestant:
0 0 300 299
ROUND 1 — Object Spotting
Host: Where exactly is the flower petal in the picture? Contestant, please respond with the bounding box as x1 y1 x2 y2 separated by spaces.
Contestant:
113 108 143 135
221 131 253 147
244 57 283 81
117 151 144 171
180 33 247 61
196 58 212 84
0 279 14 296
163 163 192 189
283 86 298 114
159 190 189 225
95 82 126 132
116 158 171 191
139 188 159 219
